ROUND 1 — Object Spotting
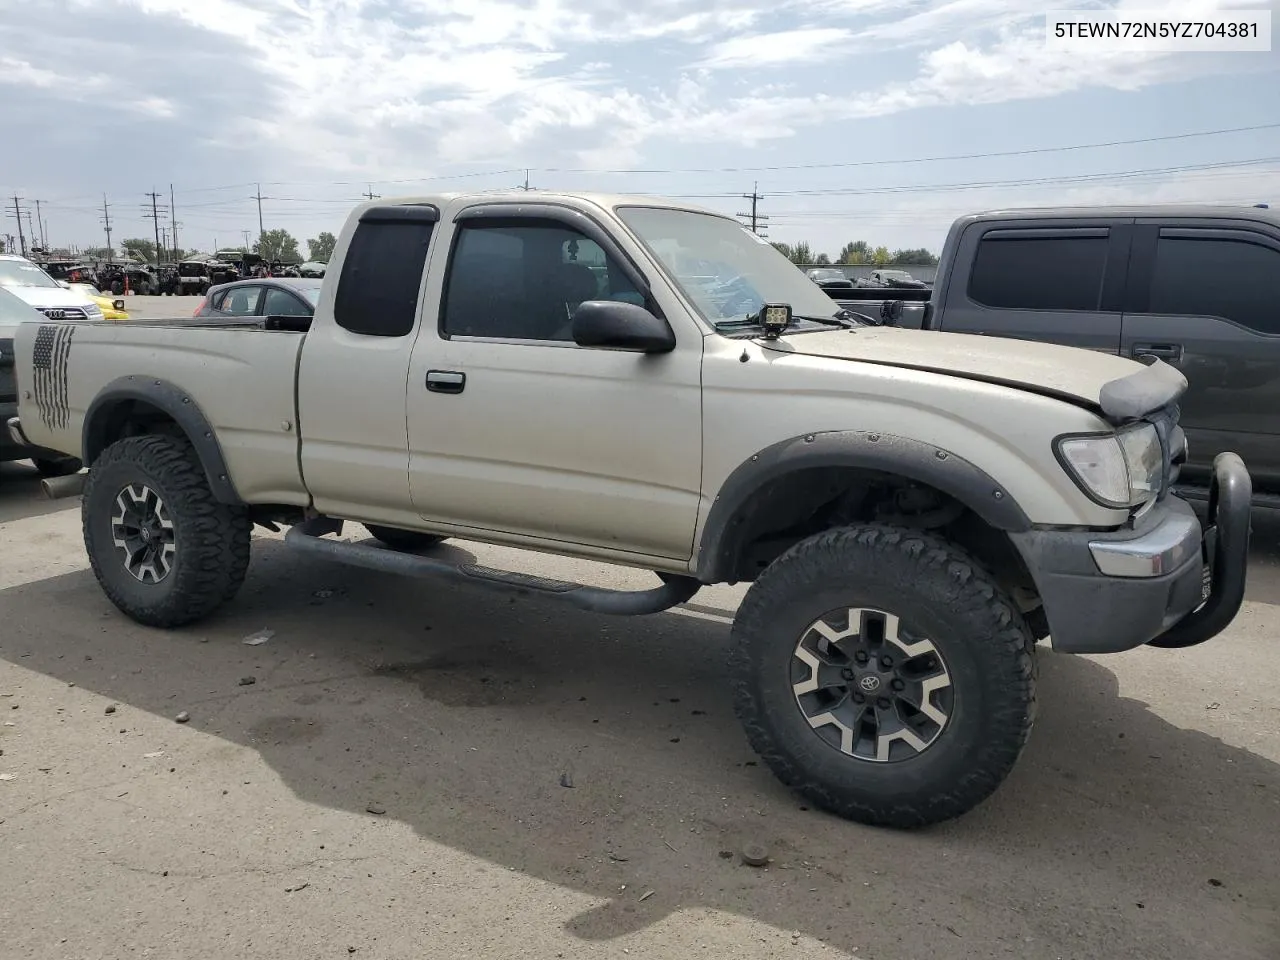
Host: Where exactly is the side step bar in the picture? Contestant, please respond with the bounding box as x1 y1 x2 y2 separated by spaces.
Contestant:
283 517 701 616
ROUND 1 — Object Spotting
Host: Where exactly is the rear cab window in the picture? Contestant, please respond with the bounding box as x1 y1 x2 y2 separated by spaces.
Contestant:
333 205 438 337
1146 231 1280 335
968 231 1109 311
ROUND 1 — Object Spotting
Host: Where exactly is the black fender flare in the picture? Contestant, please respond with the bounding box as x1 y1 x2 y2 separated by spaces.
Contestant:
82 376 243 505
692 430 1033 583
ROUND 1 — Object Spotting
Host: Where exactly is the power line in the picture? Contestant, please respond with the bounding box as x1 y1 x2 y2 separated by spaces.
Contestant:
535 121 1280 175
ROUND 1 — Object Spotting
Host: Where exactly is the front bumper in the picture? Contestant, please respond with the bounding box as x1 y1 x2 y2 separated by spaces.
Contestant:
1012 453 1252 654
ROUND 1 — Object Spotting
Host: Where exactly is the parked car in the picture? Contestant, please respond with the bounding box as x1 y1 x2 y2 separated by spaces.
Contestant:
62 281 129 320
8 190 1250 829
192 277 322 318
0 253 105 322
805 267 857 294
0 285 84 476
822 205 1280 503
298 260 328 278
856 269 929 289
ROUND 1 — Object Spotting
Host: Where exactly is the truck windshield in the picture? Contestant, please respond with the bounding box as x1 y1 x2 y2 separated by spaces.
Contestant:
615 207 842 326
0 260 60 289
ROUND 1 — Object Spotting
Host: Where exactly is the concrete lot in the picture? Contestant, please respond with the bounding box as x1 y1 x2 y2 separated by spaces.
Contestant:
1 302 1278 959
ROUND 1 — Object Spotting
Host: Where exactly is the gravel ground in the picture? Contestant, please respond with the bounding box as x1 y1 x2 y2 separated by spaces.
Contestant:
1 327 1278 958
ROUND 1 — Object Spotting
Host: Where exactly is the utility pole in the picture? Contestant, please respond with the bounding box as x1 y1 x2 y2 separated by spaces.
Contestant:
363 184 380 200
25 210 37 251
241 229 251 251
9 197 27 256
737 182 768 236
143 191 167 264
100 194 114 261
522 169 531 191
253 183 265 247
33 199 47 249
169 183 179 259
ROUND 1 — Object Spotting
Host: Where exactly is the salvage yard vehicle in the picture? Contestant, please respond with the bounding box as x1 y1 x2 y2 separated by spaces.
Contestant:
6 191 1253 828
821 204 1280 504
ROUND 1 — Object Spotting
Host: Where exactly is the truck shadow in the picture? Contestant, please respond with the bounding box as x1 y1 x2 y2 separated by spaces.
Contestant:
1 539 1277 959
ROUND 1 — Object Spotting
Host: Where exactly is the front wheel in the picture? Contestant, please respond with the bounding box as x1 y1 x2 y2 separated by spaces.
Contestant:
82 435 251 628
364 524 446 551
728 524 1036 828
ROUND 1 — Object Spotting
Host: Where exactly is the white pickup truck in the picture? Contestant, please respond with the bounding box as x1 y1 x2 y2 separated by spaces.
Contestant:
6 191 1252 828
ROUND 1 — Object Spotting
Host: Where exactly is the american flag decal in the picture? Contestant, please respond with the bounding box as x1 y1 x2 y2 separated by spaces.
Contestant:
32 324 75 431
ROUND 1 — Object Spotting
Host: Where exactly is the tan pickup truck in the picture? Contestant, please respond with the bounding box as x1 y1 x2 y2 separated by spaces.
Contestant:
6 191 1253 828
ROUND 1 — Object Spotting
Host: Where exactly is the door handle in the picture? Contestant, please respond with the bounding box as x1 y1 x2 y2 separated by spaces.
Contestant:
1131 343 1183 363
425 370 466 394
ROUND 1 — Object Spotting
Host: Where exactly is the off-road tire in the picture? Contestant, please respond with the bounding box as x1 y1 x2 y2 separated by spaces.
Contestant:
728 523 1037 829
33 456 83 478
82 435 251 628
364 524 446 551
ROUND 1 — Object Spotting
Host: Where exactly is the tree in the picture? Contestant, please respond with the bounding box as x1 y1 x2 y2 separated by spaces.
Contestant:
254 229 301 263
837 240 872 264
83 246 114 260
890 247 939 266
307 231 337 262
770 241 793 259
872 245 893 266
791 241 817 265
121 238 157 263
814 253 831 265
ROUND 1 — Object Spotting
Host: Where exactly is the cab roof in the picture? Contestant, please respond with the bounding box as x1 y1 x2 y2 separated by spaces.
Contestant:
353 190 733 220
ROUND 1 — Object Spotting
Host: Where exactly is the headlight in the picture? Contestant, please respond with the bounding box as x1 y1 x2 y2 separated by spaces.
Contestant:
1056 423 1162 509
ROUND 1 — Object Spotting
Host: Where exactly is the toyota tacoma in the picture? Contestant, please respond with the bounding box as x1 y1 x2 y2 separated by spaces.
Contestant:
6 191 1253 827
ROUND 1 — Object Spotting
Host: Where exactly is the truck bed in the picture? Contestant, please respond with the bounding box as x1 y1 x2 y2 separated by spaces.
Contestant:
13 318 309 505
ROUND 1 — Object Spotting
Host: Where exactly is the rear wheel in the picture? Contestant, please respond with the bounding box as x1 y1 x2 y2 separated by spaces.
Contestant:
729 523 1036 828
364 524 446 551
83 435 251 627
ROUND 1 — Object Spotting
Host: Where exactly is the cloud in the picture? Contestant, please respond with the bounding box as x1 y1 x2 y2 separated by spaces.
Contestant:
699 27 854 68
0 0 1275 253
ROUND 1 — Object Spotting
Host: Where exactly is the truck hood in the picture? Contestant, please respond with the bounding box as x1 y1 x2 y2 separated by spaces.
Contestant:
764 327 1187 422
3 284 101 314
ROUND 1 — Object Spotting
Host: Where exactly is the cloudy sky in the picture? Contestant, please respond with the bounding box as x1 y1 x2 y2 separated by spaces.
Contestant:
2 0 1278 259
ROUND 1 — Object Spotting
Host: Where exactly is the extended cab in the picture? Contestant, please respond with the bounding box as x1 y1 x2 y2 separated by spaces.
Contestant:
6 192 1253 829
833 205 1280 501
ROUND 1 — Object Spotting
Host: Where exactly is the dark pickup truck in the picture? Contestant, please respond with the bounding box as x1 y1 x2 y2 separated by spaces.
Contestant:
828 204 1280 502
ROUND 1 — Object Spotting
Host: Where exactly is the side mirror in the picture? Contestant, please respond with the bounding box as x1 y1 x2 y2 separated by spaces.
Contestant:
572 300 675 354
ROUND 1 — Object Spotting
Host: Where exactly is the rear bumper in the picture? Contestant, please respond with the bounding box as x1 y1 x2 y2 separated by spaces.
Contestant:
2 410 68 463
1012 453 1252 654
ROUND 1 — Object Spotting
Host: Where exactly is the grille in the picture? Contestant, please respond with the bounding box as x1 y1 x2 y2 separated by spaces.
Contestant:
38 307 88 321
